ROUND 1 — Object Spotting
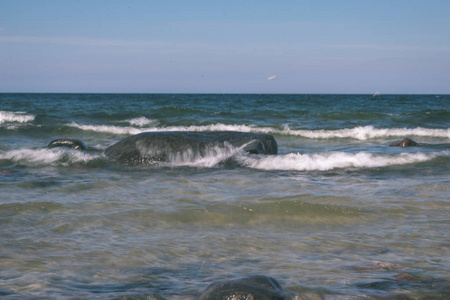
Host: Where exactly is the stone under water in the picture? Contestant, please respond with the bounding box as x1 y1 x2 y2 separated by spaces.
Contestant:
199 275 290 300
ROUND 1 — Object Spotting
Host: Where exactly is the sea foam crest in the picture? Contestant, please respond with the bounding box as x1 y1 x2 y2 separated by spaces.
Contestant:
67 123 144 135
0 148 99 166
278 125 450 140
67 122 450 140
66 122 256 135
238 151 437 171
126 117 158 127
0 111 35 124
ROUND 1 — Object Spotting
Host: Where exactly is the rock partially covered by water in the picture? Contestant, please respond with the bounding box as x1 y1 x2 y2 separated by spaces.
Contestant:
104 131 278 165
199 275 290 300
48 138 87 150
389 138 418 147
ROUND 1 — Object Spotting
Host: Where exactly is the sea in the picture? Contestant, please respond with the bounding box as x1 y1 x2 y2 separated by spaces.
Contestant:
0 93 449 299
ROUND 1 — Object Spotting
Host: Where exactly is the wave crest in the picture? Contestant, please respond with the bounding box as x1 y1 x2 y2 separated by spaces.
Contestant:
66 122 257 135
1 146 445 171
238 151 437 171
67 122 449 140
0 111 35 124
126 117 158 127
0 148 100 166
279 125 450 140
67 123 143 135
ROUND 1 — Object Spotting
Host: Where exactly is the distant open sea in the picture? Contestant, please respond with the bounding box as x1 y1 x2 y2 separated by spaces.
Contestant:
1 93 449 299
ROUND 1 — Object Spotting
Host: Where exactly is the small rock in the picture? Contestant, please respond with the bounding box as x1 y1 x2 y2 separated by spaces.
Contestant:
394 274 420 282
48 138 87 150
200 275 290 300
389 138 418 147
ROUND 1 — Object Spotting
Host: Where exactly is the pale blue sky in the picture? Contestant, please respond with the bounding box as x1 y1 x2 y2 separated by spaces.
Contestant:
1 0 449 93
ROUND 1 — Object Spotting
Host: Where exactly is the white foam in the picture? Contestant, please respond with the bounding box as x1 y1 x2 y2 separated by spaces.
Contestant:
66 122 257 135
238 151 438 171
0 111 35 124
67 122 450 140
67 123 144 135
126 117 157 127
278 125 450 140
162 143 242 168
0 148 100 166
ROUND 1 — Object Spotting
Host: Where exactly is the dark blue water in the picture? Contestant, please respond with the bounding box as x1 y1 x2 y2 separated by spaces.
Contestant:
1 94 449 299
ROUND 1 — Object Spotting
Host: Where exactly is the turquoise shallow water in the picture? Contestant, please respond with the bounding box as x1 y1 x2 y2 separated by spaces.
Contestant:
1 94 449 299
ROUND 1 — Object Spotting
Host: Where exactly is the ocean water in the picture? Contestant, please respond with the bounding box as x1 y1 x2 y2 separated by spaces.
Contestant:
0 93 449 299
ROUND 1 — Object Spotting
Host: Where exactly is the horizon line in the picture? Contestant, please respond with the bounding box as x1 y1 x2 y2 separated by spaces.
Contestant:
0 92 449 96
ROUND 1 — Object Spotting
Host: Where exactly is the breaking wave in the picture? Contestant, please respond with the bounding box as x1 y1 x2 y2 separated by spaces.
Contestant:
125 117 158 127
163 148 444 170
138 149 446 170
67 123 144 135
66 122 258 135
278 125 450 140
0 148 101 167
1 146 446 171
0 111 35 124
237 151 441 171
67 122 450 140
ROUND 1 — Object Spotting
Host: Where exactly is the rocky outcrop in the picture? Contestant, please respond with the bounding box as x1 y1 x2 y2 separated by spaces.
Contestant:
104 131 278 165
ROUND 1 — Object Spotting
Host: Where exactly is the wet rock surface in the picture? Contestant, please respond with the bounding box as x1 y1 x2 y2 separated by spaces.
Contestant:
389 138 418 147
104 131 278 165
199 275 290 300
47 138 87 150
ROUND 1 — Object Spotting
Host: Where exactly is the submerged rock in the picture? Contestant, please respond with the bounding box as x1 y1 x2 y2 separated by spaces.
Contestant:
104 131 278 165
199 275 290 300
389 138 418 147
48 138 87 150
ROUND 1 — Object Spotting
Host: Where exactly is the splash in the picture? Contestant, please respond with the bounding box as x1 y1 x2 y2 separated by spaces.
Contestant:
162 142 244 168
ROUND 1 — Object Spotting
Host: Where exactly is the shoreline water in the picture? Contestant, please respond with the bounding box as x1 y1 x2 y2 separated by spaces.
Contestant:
1 93 449 298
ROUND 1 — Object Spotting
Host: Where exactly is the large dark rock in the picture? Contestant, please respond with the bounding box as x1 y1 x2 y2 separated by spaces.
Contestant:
389 138 418 147
200 275 290 300
48 138 87 150
104 131 278 165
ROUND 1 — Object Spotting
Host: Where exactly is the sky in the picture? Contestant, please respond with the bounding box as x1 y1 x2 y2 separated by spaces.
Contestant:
1 0 449 94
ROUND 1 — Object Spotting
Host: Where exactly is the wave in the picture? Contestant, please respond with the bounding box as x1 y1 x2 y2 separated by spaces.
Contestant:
66 122 258 135
125 117 158 127
279 125 450 140
237 151 442 171
134 148 447 170
67 123 144 135
1 146 446 171
67 122 450 140
0 111 35 124
0 148 101 166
